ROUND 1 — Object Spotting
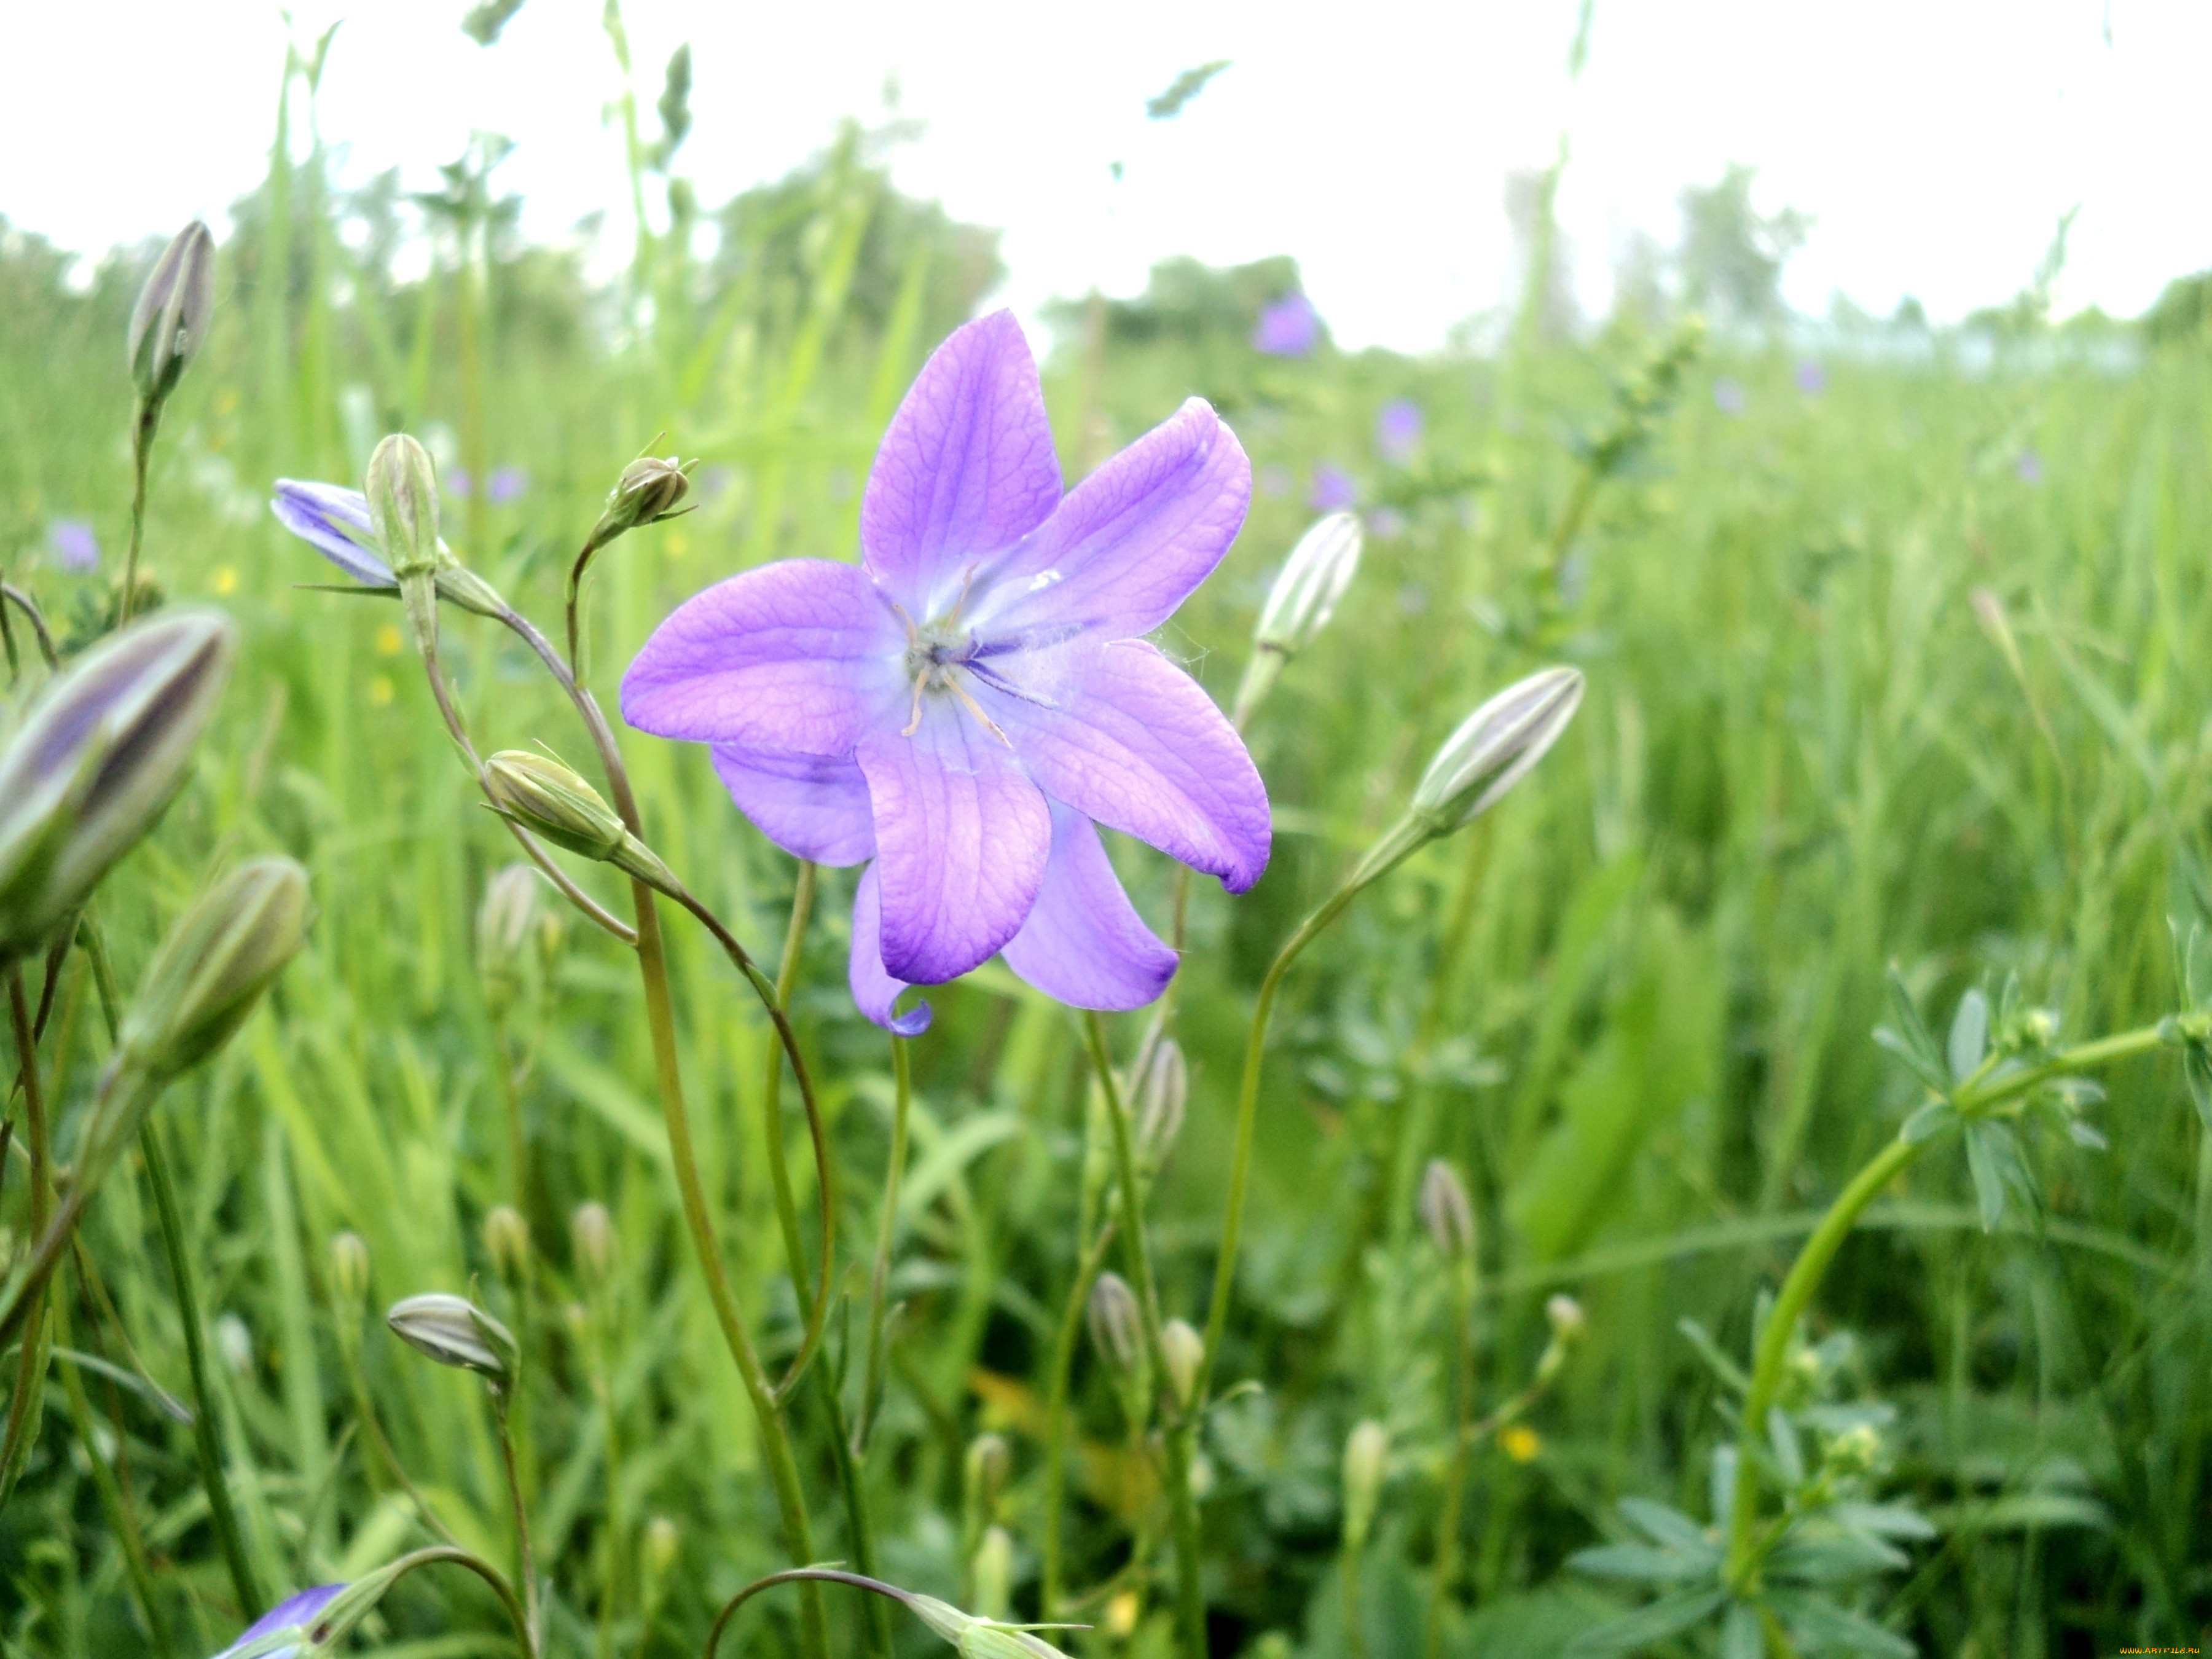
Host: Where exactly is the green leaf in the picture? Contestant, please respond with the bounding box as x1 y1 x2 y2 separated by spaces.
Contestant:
1569 1543 1716 1582
1720 1602 1763 1659
1677 1317 1749 1395
1964 1120 2038 1232
1564 1588 1727 1657
1883 965 1944 1075
1769 1590 1918 1657
1769 1528 1910 1582
1145 60 1232 119
1899 1099 1957 1144
1619 1497 1714 1552
1709 1445 1739 1533
1872 1027 1950 1096
1829 1502 1937 1540
1947 987 1988 1081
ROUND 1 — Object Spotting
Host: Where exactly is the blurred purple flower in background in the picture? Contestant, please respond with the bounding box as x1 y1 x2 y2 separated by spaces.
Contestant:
1309 465 1357 512
1365 506 1407 541
697 464 734 503
48 519 99 572
1258 464 1293 499
1252 292 1320 357
1712 378 1746 416
622 311 1269 1033
1375 399 1424 463
445 466 473 499
1795 359 1827 395
486 465 528 504
2015 449 2044 484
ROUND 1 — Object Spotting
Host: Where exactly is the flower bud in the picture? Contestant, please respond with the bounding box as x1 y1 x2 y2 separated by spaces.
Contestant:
1086 1272 1142 1375
117 858 312 1083
483 1205 530 1282
1132 1036 1187 1169
366 435 442 582
965 1432 1011 1512
1257 512 1363 656
386 1291 518 1386
907 1595 1073 1659
1544 1293 1586 1342
0 611 237 961
329 1232 370 1314
590 454 694 546
641 1515 680 1580
972 1524 1014 1620
477 863 540 1010
571 1201 617 1285
482 750 680 894
1418 1159 1475 1261
1341 1419 1389 1551
1160 1317 1204 1410
127 221 216 407
1825 1423 1881 1475
1411 667 1585 834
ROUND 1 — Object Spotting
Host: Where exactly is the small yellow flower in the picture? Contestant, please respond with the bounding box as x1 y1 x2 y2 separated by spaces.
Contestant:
664 530 690 559
213 386 239 417
375 623 404 657
1104 1591 1140 1637
369 675 394 707
212 566 238 595
1500 1426 1541 1464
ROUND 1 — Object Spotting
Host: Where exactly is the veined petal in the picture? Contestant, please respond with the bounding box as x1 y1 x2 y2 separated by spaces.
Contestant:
219 1584 347 1657
620 559 903 756
1002 803 1177 1010
983 639 1269 893
849 863 931 1035
855 696 1050 983
709 745 876 866
860 310 1062 614
977 398 1249 642
271 480 394 587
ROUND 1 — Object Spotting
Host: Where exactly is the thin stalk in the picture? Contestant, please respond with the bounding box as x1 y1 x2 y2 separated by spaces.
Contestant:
341 1334 456 1543
1424 1260 1480 1659
374 1545 536 1655
1040 1220 1117 1618
760 863 818 1351
855 1036 912 1455
821 1378 895 1659
123 404 157 624
493 1397 540 1655
1 968 55 1480
1081 1010 1200 1657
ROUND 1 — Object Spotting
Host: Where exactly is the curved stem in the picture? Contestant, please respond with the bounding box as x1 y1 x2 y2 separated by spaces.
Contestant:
855 1035 912 1455
371 1545 536 1657
704 1567 919 1659
503 820 636 946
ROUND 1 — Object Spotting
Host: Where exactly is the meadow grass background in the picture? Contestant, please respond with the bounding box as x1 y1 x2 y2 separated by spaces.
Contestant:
3 77 2211 1659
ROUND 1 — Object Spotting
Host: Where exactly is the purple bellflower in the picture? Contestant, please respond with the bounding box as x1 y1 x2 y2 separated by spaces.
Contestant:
1308 464 1357 512
1252 292 1320 357
1375 399 1423 463
487 465 528 504
621 311 1269 1033
211 1584 345 1658
269 480 402 590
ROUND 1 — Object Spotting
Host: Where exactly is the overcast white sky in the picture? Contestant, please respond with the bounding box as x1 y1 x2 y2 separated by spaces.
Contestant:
4 1 2204 351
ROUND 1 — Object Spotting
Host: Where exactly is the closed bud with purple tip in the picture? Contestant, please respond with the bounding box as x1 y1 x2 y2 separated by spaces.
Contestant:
128 221 216 409
386 1291 518 1386
0 611 235 962
1418 1159 1475 1261
1411 667 1585 835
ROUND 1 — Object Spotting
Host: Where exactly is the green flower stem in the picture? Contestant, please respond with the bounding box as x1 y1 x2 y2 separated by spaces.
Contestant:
122 401 157 624
493 1395 541 1656
1723 1021 2170 1596
856 1035 912 1456
1081 1010 1198 1655
1040 1219 1117 1618
1424 1257 1480 1659
1 967 54 1488
371 1545 536 1656
759 861 818 1338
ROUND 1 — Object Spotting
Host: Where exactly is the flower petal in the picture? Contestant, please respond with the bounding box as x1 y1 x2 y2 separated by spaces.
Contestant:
271 480 394 586
976 398 1249 643
848 863 931 1035
860 310 1063 614
982 639 1269 892
222 1584 348 1656
621 559 903 756
709 745 876 866
855 696 1051 982
1002 804 1177 1010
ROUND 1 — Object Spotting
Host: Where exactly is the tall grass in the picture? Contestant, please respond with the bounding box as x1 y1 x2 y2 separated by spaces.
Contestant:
2 46 2210 1659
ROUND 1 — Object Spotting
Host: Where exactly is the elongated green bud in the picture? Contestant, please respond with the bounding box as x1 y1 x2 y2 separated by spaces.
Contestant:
906 1594 1074 1659
1341 1419 1389 1551
1234 511 1363 725
127 221 216 408
1086 1272 1142 1375
1132 1035 1187 1170
1418 1158 1475 1261
483 1206 530 1282
386 1291 518 1386
476 862 540 1011
0 611 236 961
1160 1317 1203 1409
571 1200 616 1285
482 750 680 894
367 434 442 653
117 857 311 1082
329 1232 371 1316
1411 665 1584 833
965 1432 1010 1513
